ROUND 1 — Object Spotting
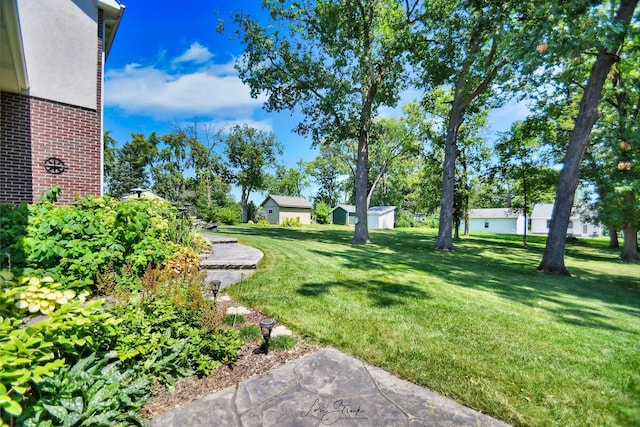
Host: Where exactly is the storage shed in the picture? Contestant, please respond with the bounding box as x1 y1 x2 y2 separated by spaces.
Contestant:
367 206 396 229
331 204 395 229
260 195 313 225
466 208 526 235
331 204 356 225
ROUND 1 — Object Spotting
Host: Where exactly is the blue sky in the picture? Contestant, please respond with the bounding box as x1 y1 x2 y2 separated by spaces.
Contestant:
103 1 529 201
104 1 317 168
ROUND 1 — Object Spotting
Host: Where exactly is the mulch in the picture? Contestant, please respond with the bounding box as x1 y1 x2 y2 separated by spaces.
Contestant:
139 295 321 420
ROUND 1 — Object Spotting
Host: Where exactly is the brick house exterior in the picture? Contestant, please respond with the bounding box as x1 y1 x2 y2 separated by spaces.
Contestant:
0 0 124 204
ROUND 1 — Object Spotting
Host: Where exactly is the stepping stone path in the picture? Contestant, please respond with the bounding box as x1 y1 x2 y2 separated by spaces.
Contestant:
200 233 292 336
199 233 264 290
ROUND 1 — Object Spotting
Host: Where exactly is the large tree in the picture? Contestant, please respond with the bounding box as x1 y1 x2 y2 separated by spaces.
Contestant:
182 119 225 207
267 162 309 197
366 105 422 208
234 0 416 243
306 146 348 207
584 28 640 261
224 125 282 223
412 0 523 250
538 0 638 274
151 131 192 203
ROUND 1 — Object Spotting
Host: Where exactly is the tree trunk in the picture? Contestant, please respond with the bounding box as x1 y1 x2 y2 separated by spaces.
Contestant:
538 0 637 275
352 129 371 243
435 102 464 250
464 209 470 237
241 187 249 223
608 225 619 248
620 224 639 261
522 166 528 247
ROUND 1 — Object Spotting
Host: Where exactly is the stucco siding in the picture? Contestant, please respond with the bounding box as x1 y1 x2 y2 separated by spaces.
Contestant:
262 198 280 224
469 218 521 234
530 218 548 235
368 211 395 229
18 0 98 109
279 207 311 225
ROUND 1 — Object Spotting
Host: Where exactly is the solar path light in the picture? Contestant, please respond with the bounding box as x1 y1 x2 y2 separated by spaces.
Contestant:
259 318 276 354
210 280 221 302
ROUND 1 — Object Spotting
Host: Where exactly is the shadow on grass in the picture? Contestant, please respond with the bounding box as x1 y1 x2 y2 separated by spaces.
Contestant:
297 278 431 308
222 226 640 332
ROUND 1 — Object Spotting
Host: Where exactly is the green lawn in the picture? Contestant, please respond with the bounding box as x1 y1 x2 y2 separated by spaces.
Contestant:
217 225 640 427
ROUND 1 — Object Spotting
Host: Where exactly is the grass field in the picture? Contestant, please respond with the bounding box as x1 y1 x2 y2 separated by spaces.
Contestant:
216 225 640 426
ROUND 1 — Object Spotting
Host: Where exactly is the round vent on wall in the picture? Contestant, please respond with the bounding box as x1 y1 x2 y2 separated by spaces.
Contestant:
43 157 67 175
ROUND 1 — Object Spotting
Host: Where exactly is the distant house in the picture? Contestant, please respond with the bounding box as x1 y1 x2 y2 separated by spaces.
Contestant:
0 0 125 205
331 204 396 229
260 195 313 225
530 204 603 237
466 208 526 235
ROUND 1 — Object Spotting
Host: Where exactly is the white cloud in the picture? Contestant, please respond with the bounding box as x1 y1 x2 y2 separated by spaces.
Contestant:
173 42 214 64
104 58 266 119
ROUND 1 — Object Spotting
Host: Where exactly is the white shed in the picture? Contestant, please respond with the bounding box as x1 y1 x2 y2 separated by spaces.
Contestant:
466 208 526 235
367 206 395 229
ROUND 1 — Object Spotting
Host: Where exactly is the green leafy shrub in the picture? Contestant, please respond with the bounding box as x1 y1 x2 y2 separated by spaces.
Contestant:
253 207 268 223
1 194 182 291
255 219 271 227
282 217 302 227
20 352 149 427
109 295 242 383
313 201 331 224
202 205 241 225
0 271 121 422
1 189 246 424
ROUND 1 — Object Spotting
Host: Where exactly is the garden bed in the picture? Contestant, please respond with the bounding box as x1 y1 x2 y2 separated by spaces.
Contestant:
140 295 320 420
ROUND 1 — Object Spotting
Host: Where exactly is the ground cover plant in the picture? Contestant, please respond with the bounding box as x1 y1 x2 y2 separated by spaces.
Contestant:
0 192 241 426
222 225 640 427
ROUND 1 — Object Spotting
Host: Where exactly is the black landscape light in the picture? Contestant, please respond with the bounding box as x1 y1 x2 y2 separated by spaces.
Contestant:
259 318 276 354
210 280 221 302
130 187 145 198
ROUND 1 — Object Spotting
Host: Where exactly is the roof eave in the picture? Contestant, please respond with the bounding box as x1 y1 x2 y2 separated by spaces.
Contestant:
98 0 125 59
1 0 29 93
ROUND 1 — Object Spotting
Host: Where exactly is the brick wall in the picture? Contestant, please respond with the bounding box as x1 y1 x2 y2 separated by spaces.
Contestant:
0 93 101 205
0 8 105 205
0 92 34 203
30 97 102 204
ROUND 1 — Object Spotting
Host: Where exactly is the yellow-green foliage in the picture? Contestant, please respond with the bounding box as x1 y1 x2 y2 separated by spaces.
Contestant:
12 275 89 316
0 270 119 420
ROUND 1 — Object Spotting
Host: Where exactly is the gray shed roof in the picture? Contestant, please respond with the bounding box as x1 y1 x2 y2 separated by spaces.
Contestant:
368 206 395 215
331 204 395 215
261 195 313 209
331 204 356 213
531 204 554 219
